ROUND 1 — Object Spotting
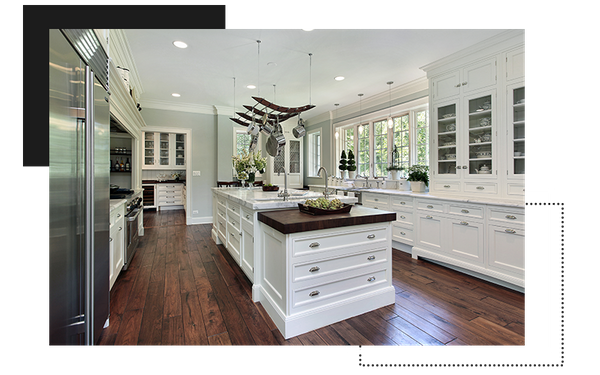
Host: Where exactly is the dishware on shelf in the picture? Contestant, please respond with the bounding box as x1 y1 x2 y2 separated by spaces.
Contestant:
475 151 492 158
480 133 491 142
446 124 456 132
514 151 521 156
443 141 456 146
479 117 491 127
442 113 455 119
445 153 456 160
481 101 491 110
477 164 491 174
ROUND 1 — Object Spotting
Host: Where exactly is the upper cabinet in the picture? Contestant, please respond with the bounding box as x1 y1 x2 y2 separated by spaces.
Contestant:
266 121 304 188
422 30 524 200
143 131 186 169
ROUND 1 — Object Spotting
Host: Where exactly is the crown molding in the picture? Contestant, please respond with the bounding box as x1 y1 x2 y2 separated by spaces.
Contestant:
140 99 217 115
106 29 144 97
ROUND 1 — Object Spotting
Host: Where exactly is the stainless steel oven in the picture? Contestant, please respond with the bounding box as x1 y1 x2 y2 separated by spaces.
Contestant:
123 197 142 270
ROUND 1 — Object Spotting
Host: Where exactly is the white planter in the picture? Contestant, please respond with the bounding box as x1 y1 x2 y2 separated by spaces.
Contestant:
390 170 400 180
397 178 410 191
410 181 426 193
348 170 356 179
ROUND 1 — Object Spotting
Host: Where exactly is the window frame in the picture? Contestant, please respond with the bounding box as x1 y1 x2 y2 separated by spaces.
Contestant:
307 127 322 177
334 97 428 178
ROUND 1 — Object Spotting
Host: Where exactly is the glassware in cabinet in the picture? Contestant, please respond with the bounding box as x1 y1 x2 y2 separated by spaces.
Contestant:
467 94 493 175
175 133 185 166
436 103 458 175
512 87 525 175
159 133 170 166
144 132 155 166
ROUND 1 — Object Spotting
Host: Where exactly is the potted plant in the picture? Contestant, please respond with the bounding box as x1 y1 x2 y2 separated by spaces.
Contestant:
387 164 404 180
406 164 429 193
338 150 348 179
347 150 357 179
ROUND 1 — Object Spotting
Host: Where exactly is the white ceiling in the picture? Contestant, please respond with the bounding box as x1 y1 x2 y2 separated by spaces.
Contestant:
124 29 509 121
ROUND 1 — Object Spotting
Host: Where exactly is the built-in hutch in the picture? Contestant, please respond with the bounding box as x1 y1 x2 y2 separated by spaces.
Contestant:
421 30 525 199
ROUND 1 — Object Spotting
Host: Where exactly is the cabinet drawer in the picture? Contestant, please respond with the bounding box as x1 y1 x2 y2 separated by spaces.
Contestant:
293 226 388 258
226 223 241 260
433 181 460 192
158 197 183 205
217 195 227 209
241 207 254 231
227 215 240 232
157 191 182 199
488 207 525 224
227 200 240 215
293 248 387 284
392 224 414 245
394 210 414 226
157 184 183 193
390 196 413 209
448 203 484 219
463 182 498 195
362 193 391 210
292 269 388 312
507 183 525 196
416 200 445 213
217 214 227 240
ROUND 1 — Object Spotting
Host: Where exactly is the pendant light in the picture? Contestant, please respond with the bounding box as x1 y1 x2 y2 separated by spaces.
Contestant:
387 81 394 129
358 93 364 134
334 103 340 139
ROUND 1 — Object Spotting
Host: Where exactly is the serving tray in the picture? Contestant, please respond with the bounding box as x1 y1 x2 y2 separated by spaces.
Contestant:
298 203 352 216
262 185 279 191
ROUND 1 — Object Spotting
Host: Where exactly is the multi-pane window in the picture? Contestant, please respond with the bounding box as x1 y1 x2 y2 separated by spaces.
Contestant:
373 120 388 176
393 114 410 170
415 109 429 165
235 130 251 155
357 124 370 177
337 102 428 177
307 130 321 177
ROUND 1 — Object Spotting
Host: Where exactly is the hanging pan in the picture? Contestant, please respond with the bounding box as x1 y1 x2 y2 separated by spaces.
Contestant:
292 116 306 138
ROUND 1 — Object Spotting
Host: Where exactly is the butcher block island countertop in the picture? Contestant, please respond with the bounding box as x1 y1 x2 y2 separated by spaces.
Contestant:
257 205 396 234
255 205 397 339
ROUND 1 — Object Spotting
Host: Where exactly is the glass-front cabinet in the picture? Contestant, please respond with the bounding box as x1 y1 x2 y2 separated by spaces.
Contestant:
435 102 458 176
467 93 494 177
143 131 186 169
508 85 525 178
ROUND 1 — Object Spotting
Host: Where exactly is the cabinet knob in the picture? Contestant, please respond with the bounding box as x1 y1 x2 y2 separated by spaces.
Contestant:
444 185 450 188
505 214 517 220
476 186 485 190
462 81 467 86
426 215 433 219
367 234 376 239
117 213 121 218
400 201 406 205
400 231 406 236
309 242 320 248
455 84 461 88
427 205 434 209
505 229 517 234
460 221 469 226
109 237 112 242
400 215 406 219
374 198 379 202
461 209 470 213
246 214 250 220
367 276 376 282
309 266 320 273
309 290 320 297
118 227 122 231
367 255 376 261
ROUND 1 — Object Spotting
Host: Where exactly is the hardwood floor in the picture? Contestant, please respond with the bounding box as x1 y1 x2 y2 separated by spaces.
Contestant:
98 209 524 346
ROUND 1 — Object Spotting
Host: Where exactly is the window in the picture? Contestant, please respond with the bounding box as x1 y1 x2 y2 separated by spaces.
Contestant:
373 120 388 176
393 114 410 170
235 129 251 155
415 109 429 165
357 123 370 177
336 98 428 178
307 129 321 177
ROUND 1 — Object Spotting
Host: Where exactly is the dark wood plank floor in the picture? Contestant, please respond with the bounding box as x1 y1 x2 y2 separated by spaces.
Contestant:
98 209 524 346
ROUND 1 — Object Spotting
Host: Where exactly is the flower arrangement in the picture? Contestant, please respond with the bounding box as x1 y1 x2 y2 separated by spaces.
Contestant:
406 164 429 186
232 149 267 182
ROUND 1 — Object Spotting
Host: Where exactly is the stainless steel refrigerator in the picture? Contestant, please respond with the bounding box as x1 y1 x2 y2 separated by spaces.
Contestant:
49 29 110 345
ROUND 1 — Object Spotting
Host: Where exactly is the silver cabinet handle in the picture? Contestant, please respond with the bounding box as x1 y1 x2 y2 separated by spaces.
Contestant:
400 215 406 219
400 201 406 205
400 231 406 236
462 81 467 86
309 242 320 248
455 83 461 88
462 166 468 169
309 266 320 273
309 290 320 297
118 227 122 231
461 209 470 213
476 186 485 190
427 205 434 209
367 234 376 239
444 185 450 188
230 233 234 237
367 276 376 282
374 198 379 202
367 255 376 261
109 237 112 242
505 229 516 234
426 215 433 219
246 214 250 220
460 221 469 226
505 215 517 220
117 213 121 218
373 207 378 209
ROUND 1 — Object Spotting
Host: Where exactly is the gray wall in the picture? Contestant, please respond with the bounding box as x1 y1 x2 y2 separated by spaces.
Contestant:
304 117 333 187
141 108 217 222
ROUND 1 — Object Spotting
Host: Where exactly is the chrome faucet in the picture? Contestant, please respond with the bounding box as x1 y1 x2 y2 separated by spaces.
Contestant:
277 167 290 201
317 166 334 199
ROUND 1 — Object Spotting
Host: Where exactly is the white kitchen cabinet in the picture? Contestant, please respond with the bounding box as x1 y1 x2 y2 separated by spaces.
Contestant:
267 122 303 188
430 57 497 103
507 82 525 182
109 202 125 290
506 46 525 82
142 132 186 169
487 224 525 279
156 183 184 209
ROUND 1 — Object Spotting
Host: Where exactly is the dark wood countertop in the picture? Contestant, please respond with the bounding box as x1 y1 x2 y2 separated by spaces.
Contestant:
257 205 396 234
142 180 186 184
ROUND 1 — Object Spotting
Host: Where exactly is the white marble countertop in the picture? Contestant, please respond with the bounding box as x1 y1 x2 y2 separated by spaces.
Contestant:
212 187 358 210
110 199 127 212
308 184 524 208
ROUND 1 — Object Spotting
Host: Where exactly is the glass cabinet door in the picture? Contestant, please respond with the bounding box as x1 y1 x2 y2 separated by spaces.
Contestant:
436 102 458 175
289 140 300 174
144 132 155 166
175 133 185 167
159 133 170 166
467 93 494 176
511 86 525 176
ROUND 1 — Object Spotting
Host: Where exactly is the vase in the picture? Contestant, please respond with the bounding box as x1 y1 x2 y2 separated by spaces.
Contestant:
391 170 399 180
247 172 255 189
410 181 426 193
349 170 356 179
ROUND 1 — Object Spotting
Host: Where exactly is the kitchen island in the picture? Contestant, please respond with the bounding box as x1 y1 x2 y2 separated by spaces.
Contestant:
211 187 357 291
255 205 396 339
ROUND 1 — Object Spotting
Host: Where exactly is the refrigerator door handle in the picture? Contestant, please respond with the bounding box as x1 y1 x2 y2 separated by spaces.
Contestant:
84 65 95 346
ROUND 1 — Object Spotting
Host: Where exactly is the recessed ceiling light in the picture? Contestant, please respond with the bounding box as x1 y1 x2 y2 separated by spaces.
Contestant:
246 85 256 89
172 93 181 97
302 29 314 31
334 76 345 81
173 41 188 49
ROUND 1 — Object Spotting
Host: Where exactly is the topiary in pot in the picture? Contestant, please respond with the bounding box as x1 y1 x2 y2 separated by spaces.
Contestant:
339 150 348 177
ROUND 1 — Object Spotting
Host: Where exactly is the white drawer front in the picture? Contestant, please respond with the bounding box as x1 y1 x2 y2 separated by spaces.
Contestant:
293 248 387 283
448 204 484 219
157 184 183 193
158 197 183 205
241 207 254 231
390 196 413 209
488 207 525 224
292 269 388 312
394 210 414 226
507 183 525 196
433 181 460 192
293 226 388 258
416 200 445 213
217 195 227 209
362 193 391 210
392 224 414 245
464 182 498 195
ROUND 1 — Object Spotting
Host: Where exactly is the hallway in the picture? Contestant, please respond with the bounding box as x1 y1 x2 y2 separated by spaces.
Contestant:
98 209 524 345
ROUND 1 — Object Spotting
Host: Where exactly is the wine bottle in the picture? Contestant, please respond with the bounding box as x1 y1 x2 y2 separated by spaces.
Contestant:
114 158 119 171
120 158 124 171
125 158 130 172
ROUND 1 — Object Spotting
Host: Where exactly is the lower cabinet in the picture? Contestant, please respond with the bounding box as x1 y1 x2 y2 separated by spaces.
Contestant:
157 183 184 209
487 223 525 278
109 202 125 290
